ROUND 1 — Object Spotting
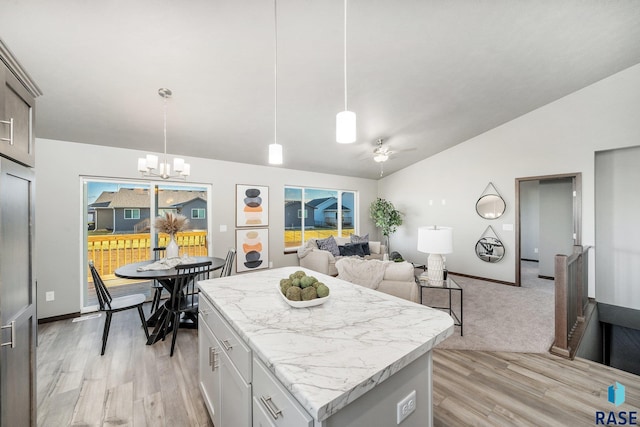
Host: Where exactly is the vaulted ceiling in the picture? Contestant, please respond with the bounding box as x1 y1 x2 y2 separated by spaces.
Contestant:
2 1 640 179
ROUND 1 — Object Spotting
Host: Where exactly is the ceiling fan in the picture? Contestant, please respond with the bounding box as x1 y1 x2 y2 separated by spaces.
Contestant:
373 139 394 163
372 139 394 177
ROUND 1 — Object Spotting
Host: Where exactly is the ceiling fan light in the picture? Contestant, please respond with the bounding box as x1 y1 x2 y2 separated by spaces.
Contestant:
336 110 356 143
374 153 388 163
269 143 283 165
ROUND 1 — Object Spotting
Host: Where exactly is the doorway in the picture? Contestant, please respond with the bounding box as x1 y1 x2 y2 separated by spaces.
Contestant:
515 173 581 287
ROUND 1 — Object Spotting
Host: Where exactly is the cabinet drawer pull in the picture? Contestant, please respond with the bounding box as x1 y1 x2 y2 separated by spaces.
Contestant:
221 339 233 351
1 321 15 348
211 348 219 371
0 118 13 145
260 396 282 420
208 346 213 366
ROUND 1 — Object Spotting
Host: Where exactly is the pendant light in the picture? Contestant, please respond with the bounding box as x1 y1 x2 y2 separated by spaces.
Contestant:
137 88 191 179
336 0 356 144
268 0 283 165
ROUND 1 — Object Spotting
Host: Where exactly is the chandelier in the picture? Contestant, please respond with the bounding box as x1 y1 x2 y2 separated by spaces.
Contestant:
137 88 191 179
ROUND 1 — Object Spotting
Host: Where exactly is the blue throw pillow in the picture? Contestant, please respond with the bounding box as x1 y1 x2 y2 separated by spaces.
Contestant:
316 235 340 257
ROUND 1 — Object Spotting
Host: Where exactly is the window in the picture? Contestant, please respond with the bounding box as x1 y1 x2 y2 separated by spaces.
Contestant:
284 186 356 250
124 209 140 220
192 208 206 219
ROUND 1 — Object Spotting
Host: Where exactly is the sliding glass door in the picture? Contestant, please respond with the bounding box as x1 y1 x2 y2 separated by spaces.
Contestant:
83 178 211 311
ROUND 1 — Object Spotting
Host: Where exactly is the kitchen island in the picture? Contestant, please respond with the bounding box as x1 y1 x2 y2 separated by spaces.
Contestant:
197 266 453 427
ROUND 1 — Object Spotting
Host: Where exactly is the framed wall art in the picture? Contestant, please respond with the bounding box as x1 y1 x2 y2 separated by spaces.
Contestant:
236 228 269 272
236 184 269 227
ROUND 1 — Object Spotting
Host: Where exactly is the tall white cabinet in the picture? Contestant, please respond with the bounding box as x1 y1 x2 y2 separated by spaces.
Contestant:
0 39 41 426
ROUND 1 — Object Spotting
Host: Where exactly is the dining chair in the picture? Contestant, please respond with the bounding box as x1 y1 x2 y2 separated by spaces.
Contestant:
164 260 212 356
150 246 167 313
219 248 236 277
88 261 149 355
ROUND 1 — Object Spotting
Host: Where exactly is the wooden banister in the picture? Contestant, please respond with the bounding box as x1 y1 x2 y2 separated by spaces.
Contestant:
551 245 592 359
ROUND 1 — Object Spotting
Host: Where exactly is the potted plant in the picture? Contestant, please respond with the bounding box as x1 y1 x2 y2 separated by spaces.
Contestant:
369 198 403 256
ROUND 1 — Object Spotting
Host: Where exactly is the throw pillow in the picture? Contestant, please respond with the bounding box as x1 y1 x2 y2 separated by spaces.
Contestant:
316 235 340 257
339 242 366 257
360 242 371 256
350 233 369 244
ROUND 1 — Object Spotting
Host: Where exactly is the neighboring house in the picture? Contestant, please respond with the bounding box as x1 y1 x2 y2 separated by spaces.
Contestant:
306 197 352 227
284 200 315 229
89 188 207 233
88 191 116 231
171 197 207 230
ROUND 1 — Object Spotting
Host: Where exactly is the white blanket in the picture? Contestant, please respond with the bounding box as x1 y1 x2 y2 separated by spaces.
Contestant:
335 258 388 290
137 256 198 271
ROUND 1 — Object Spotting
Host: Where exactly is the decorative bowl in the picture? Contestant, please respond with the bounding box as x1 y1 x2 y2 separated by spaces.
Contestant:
277 284 330 308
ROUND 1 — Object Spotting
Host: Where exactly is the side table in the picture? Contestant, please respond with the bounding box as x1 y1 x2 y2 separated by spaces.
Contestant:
417 274 463 335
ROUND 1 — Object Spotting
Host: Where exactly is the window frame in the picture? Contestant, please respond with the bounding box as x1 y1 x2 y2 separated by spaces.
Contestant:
124 208 140 220
191 208 206 219
284 186 357 252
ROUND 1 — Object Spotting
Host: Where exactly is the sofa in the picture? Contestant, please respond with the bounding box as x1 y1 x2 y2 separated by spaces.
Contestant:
297 236 386 276
335 257 419 303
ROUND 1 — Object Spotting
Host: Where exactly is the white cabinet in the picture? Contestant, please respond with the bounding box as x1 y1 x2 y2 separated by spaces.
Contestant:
252 358 313 427
199 294 251 427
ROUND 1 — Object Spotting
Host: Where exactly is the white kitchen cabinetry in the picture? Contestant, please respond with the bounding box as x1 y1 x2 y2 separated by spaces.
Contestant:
199 295 251 427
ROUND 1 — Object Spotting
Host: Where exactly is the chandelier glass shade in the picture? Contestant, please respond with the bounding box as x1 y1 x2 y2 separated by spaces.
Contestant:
137 88 190 180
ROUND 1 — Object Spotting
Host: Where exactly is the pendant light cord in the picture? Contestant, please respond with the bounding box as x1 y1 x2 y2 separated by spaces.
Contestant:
343 0 348 111
274 0 278 144
163 94 168 167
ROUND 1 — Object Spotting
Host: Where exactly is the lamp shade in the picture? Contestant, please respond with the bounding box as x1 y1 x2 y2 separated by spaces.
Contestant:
417 226 453 254
269 143 283 165
336 110 356 143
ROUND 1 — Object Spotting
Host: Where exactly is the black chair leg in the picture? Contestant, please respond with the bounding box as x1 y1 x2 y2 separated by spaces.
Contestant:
170 312 181 357
101 312 112 356
137 305 150 339
151 288 162 313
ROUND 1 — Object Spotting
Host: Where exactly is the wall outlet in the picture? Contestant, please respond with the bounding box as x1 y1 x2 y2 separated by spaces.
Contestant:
45 291 55 301
397 390 416 424
534 248 539 253
269 261 273 268
219 224 227 232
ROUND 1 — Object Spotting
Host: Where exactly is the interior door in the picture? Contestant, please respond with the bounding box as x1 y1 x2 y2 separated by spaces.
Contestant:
0 157 36 426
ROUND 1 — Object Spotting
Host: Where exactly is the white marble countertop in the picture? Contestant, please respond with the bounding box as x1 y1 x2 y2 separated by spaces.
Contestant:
198 266 454 422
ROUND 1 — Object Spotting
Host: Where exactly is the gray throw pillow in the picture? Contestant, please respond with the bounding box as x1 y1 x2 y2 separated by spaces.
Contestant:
317 235 340 257
350 233 369 244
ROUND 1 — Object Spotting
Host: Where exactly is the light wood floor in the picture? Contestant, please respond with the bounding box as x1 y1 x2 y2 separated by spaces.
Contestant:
37 306 639 427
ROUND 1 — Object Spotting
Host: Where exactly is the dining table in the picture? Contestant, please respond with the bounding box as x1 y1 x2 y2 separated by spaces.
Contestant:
114 256 225 345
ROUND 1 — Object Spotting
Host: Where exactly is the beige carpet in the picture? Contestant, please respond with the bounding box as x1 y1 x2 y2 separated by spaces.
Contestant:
427 262 555 353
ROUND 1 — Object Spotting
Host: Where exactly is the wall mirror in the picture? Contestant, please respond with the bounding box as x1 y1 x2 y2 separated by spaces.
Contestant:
475 225 505 263
476 182 505 219
475 237 505 263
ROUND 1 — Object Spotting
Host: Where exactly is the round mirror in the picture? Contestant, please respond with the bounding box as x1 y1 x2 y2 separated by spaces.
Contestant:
476 194 506 219
475 237 505 263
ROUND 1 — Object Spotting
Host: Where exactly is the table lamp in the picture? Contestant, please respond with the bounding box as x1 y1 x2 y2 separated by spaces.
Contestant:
417 226 453 285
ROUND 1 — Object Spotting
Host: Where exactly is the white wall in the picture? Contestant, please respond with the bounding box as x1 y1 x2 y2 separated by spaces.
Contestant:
378 63 640 296
595 146 640 310
35 139 378 319
520 180 539 261
538 178 574 277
